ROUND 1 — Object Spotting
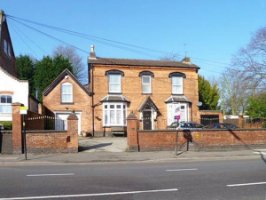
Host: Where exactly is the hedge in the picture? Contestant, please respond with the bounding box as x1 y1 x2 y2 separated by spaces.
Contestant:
0 121 12 130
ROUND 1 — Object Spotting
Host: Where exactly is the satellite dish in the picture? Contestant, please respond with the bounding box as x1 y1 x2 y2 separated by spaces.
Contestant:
198 102 202 106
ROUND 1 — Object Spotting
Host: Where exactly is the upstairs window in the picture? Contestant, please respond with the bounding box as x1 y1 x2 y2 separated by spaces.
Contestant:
109 74 121 93
3 39 11 57
105 70 124 94
0 95 12 113
61 83 73 103
139 71 154 94
3 40 8 55
142 76 151 94
172 76 183 94
169 72 186 95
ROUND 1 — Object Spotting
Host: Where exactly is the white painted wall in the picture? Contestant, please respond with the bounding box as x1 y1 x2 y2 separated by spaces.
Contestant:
0 67 29 121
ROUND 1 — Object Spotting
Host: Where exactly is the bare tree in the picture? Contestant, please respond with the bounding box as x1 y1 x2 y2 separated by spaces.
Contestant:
219 27 266 115
234 27 266 89
53 45 87 83
219 68 255 115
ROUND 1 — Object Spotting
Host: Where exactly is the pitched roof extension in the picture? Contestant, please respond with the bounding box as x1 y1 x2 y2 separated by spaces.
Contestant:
43 69 90 96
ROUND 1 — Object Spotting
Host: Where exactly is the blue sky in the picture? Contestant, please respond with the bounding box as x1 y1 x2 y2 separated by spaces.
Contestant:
1 0 266 80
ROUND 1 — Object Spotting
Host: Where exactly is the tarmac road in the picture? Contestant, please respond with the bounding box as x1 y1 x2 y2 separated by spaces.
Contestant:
0 158 266 200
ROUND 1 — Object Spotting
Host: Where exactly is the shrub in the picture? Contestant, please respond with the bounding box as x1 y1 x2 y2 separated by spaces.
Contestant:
0 121 12 130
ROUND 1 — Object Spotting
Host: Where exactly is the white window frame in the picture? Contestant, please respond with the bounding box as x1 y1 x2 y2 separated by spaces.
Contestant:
167 103 189 125
103 102 127 126
61 82 73 103
0 95 12 114
172 76 183 94
142 75 152 94
3 40 8 56
109 74 121 93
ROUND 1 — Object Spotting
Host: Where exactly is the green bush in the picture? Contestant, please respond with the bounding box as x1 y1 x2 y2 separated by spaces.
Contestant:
0 121 12 130
263 122 266 129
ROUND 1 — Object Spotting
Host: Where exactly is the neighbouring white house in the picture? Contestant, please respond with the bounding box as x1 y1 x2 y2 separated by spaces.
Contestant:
0 67 29 121
0 10 29 121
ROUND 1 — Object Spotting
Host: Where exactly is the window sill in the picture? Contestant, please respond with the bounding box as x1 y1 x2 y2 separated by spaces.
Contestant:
142 93 152 95
108 92 122 95
60 102 74 105
103 125 126 128
171 93 184 96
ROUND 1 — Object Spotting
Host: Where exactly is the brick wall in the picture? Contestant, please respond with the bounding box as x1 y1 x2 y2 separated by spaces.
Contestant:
12 102 79 154
131 129 266 151
26 131 73 153
25 113 78 153
0 131 12 154
191 129 266 150
127 116 266 151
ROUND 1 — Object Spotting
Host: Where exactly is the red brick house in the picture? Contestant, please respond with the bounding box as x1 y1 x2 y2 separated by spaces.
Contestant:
42 69 91 136
88 46 200 136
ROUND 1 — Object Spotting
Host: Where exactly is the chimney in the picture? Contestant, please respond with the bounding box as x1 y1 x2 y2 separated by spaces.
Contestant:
0 10 4 24
89 45 96 60
181 56 191 64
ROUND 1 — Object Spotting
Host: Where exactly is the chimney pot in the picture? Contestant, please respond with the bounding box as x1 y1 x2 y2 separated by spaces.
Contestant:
89 45 96 59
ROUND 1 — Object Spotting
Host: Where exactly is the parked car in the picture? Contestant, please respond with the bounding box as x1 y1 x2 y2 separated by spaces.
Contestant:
209 123 238 129
167 121 204 130
167 121 180 129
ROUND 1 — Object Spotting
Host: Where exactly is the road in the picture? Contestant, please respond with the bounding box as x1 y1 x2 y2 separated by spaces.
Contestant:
0 158 265 200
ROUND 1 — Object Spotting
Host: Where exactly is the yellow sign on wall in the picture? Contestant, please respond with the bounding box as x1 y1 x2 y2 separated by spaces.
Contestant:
20 106 28 115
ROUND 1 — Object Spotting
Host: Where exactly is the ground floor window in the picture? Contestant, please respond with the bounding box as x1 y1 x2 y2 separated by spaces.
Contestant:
167 103 189 125
103 103 127 126
0 95 12 114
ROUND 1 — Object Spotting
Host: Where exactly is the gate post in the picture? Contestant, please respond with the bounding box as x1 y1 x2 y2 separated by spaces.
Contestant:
127 112 139 151
67 113 78 153
12 103 23 154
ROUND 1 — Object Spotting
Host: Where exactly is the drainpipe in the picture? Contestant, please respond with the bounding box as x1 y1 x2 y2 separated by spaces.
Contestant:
91 63 95 137
89 45 97 137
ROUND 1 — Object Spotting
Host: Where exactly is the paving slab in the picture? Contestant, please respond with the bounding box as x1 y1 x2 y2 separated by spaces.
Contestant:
78 137 127 152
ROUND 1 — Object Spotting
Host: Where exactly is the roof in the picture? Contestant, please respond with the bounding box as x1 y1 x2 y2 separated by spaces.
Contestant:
43 69 90 96
89 57 200 69
165 95 192 103
100 95 130 103
138 96 160 114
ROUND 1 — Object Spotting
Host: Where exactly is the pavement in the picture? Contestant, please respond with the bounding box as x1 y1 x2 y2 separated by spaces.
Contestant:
0 137 266 166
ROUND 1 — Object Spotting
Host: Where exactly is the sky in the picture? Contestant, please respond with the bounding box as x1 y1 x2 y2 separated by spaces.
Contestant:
1 0 266 82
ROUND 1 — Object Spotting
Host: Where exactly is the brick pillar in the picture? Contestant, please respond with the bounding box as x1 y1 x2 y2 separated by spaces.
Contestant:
239 115 244 128
12 103 23 154
127 112 139 151
67 113 78 153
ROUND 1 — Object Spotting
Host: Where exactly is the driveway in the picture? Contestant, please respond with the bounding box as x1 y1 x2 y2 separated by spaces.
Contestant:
78 137 128 152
